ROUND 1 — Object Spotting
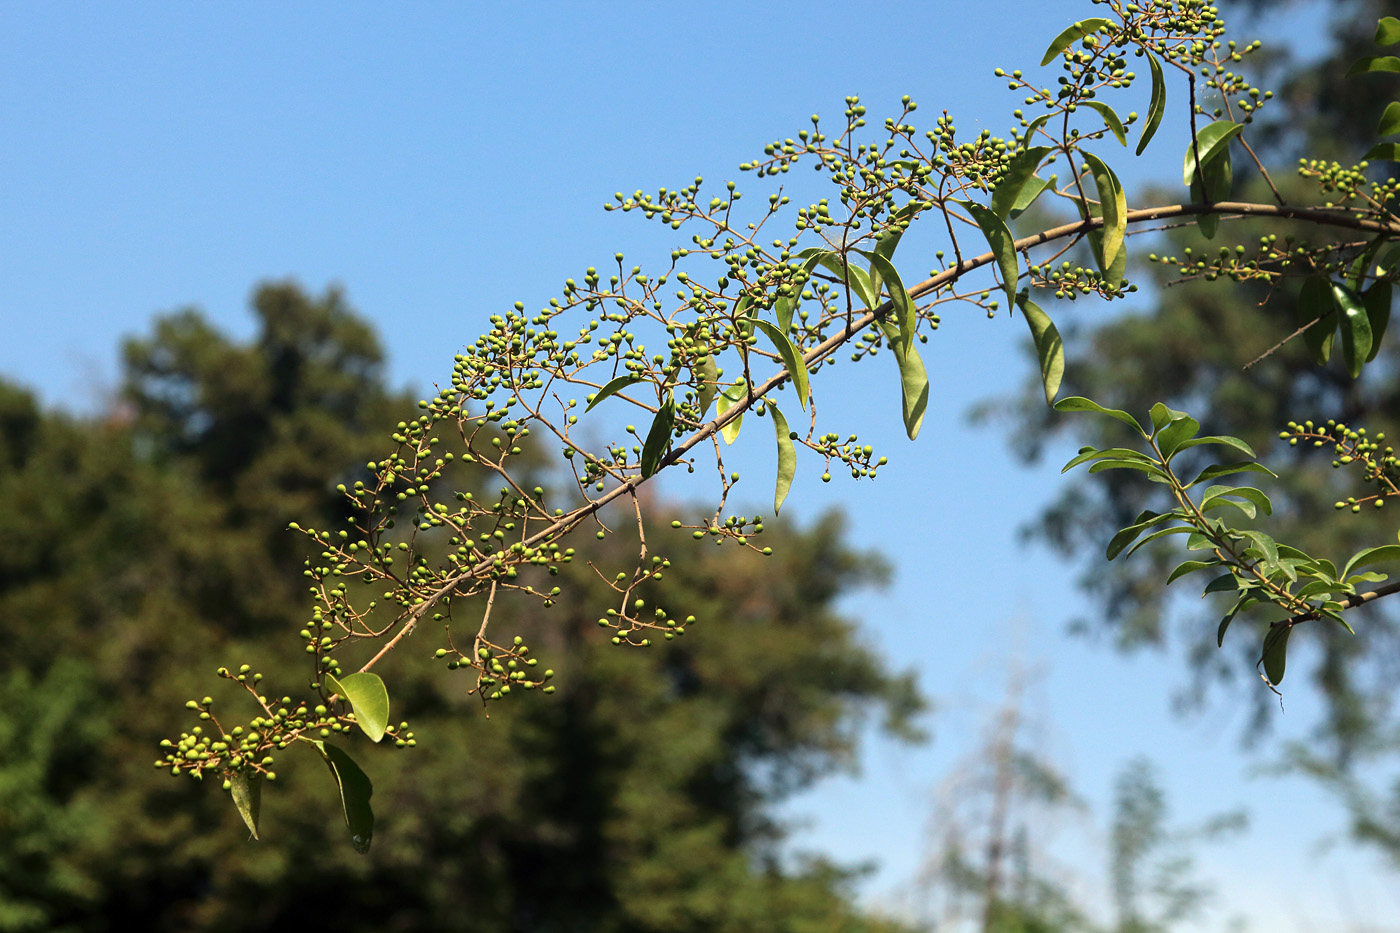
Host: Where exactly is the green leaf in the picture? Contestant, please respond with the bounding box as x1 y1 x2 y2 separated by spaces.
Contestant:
1149 402 1187 432
769 402 796 514
1342 544 1400 578
1040 17 1114 66
1379 16 1400 46
1083 100 1126 146
716 380 746 445
1136 50 1167 156
1204 573 1241 597
959 200 1019 308
751 319 810 410
1186 461 1277 486
775 294 795 334
1018 296 1064 405
1166 559 1218 584
1365 282 1392 362
991 147 1052 220
586 375 641 413
797 248 875 310
1156 414 1202 460
1216 601 1243 647
229 772 262 841
1240 529 1279 567
640 395 675 478
1366 142 1400 162
1182 119 1244 187
877 319 930 439
1052 396 1147 435
1189 140 1233 239
1022 114 1052 144
1087 458 1170 480
1106 510 1172 560
1334 283 1373 378
1060 446 1161 472
1175 434 1257 459
694 353 719 416
325 672 390 744
1123 524 1194 557
315 741 375 854
1379 101 1400 137
1199 485 1273 518
1346 56 1400 76
1080 152 1126 273
1262 625 1291 686
1298 276 1338 365
861 250 915 347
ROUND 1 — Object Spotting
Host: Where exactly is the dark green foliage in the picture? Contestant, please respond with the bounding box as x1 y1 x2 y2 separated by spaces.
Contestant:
0 283 918 931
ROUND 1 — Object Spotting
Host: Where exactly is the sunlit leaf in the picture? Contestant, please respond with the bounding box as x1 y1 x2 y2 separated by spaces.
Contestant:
769 402 796 514
1346 56 1400 76
797 247 875 310
1156 413 1201 459
694 353 719 416
716 380 746 445
229 772 261 841
1136 50 1167 156
1080 152 1126 273
1166 559 1218 584
1334 282 1373 378
959 200 1019 309
1052 396 1147 436
585 375 641 413
1083 100 1126 146
877 319 929 439
1175 434 1257 459
1040 17 1114 66
1018 296 1064 405
1060 446 1160 472
1186 461 1277 486
1182 120 1244 188
1364 142 1400 162
751 319 810 410
1379 101 1400 137
991 147 1051 220
1379 16 1400 45
1342 544 1400 578
861 250 915 348
325 672 390 743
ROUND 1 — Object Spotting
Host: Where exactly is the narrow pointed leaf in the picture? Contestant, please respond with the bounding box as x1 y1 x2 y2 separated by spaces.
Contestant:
1081 152 1126 273
1199 485 1273 517
769 402 796 514
798 247 875 309
1018 296 1064 405
1040 18 1114 66
1186 461 1277 486
1060 446 1160 472
1216 601 1242 647
586 375 641 413
877 319 930 439
1009 174 1055 220
1342 544 1400 578
960 200 1019 308
318 742 375 854
1182 120 1244 187
1205 573 1241 597
1052 396 1147 435
1083 100 1126 145
1106 510 1171 560
1156 414 1202 459
862 250 915 346
1176 434 1257 458
751 319 810 410
775 295 795 333
991 147 1051 220
716 381 746 445
1123 524 1194 558
1262 625 1291 685
640 395 675 477
1166 559 1218 584
1136 50 1167 155
325 672 390 743
1334 283 1373 378
229 772 262 841
694 353 719 416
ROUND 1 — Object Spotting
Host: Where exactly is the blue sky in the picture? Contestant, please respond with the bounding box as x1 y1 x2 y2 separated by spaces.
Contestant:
3 1 1396 928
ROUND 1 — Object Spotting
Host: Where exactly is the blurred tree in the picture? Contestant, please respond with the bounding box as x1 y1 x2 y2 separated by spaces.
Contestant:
0 283 920 932
985 0 1400 860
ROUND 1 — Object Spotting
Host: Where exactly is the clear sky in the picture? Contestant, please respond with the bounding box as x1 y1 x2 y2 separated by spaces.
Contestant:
3 1 1395 929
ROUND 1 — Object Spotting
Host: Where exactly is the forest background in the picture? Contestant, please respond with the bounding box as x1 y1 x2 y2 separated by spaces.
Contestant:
2 0 1398 930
